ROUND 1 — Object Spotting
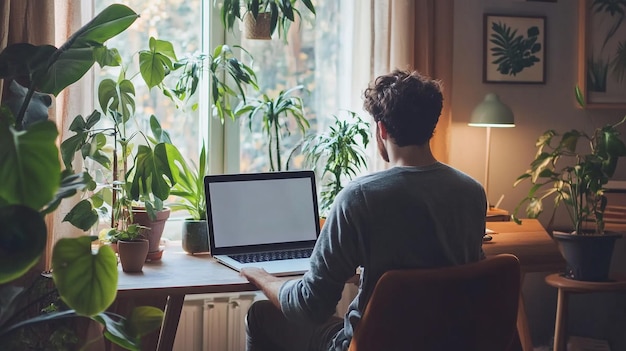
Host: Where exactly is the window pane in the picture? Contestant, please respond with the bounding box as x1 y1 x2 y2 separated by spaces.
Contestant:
95 1 203 240
95 1 203 163
239 0 346 173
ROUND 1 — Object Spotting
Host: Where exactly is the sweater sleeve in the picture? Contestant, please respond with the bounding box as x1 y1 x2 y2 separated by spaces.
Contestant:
279 185 364 324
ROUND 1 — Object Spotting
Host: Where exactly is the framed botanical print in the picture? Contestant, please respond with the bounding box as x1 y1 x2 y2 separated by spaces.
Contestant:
578 0 626 108
483 14 546 84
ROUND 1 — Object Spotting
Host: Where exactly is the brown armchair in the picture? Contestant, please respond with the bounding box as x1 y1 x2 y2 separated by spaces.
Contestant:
348 254 521 351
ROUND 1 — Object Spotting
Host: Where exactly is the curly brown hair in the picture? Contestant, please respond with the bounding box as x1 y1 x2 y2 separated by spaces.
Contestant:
363 70 443 146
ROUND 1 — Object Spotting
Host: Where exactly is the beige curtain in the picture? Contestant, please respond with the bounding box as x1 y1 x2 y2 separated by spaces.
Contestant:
1 0 87 269
361 0 454 171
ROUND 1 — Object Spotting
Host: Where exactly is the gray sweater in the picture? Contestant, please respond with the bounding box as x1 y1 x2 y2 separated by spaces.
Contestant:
279 163 487 350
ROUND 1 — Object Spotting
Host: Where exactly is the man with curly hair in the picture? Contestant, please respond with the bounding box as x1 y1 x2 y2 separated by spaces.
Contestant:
241 69 487 351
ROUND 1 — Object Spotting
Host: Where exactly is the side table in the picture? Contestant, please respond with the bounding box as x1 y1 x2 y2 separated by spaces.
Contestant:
545 273 626 351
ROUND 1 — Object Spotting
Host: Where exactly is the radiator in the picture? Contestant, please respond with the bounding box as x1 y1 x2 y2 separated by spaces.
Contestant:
173 284 358 351
173 293 260 351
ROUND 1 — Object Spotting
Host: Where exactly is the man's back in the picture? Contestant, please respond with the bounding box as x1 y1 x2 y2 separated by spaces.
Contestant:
244 70 488 351
280 163 486 350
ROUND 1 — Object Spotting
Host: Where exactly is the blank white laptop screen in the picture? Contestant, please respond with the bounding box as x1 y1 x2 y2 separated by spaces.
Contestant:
204 171 321 276
209 177 318 248
205 171 320 254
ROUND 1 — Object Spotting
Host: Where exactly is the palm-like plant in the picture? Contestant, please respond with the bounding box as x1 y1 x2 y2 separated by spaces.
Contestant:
206 45 259 122
167 143 208 221
238 85 309 171
300 111 370 215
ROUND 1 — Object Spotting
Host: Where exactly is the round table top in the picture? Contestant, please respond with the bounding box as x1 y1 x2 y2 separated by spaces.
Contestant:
545 273 626 292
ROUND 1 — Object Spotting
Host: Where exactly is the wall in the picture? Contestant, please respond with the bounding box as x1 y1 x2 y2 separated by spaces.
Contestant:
450 0 626 348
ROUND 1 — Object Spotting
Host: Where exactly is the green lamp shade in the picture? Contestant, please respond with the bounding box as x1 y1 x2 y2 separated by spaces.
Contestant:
468 93 515 128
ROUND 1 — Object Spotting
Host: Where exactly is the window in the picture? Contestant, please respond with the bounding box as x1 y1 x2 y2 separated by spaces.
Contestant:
93 0 362 239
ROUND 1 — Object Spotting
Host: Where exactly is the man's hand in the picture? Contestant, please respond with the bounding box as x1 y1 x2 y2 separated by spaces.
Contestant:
240 267 295 308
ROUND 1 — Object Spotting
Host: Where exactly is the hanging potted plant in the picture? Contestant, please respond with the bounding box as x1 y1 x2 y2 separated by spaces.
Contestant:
513 87 626 281
220 0 316 41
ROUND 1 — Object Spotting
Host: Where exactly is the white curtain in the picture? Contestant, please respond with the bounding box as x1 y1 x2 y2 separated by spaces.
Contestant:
1 0 92 269
50 1 93 250
346 0 454 172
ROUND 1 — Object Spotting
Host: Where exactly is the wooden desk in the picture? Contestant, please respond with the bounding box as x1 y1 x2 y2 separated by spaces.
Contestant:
115 218 562 351
545 273 626 351
116 249 256 351
483 219 565 351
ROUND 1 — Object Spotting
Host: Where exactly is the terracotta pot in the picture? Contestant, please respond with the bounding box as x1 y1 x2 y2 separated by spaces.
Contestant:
118 239 149 273
132 207 171 256
553 232 622 281
244 12 272 40
108 241 118 254
182 220 209 254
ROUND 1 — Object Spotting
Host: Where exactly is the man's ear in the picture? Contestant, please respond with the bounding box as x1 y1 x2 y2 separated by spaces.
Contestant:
377 121 388 140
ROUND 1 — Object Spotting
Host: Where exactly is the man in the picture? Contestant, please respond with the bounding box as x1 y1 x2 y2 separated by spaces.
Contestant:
241 69 487 351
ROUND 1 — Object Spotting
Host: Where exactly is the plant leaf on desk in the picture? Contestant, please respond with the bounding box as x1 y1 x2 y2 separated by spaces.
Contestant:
52 236 118 316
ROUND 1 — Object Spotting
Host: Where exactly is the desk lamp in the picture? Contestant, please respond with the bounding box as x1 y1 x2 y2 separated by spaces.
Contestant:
468 93 515 207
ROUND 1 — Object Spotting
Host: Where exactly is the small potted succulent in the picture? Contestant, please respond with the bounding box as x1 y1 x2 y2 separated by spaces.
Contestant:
513 87 626 281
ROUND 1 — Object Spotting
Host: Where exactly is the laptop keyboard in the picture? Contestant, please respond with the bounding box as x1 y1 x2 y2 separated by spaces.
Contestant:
229 248 313 263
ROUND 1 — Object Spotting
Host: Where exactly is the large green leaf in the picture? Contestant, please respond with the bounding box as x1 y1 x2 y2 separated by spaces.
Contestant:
37 47 97 95
63 199 99 231
37 4 138 96
128 144 174 201
93 307 163 351
98 78 135 123
126 306 164 337
68 4 139 47
0 205 47 284
0 120 60 210
52 236 118 316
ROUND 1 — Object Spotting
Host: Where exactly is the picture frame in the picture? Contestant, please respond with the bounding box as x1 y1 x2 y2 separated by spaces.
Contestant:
483 14 546 84
577 0 626 108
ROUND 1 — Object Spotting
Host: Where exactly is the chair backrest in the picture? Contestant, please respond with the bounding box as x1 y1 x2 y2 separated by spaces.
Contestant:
348 254 521 351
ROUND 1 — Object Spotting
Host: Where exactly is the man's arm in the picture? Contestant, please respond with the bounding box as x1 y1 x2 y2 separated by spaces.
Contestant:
240 267 295 308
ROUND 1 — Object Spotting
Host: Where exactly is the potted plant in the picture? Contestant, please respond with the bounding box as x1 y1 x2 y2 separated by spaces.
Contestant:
60 37 185 260
299 111 370 217
238 85 309 171
166 143 210 254
512 87 626 281
220 0 316 41
160 45 258 254
0 4 163 349
108 221 149 273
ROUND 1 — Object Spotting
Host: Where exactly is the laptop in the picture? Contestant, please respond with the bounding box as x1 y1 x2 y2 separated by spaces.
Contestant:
204 170 321 276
